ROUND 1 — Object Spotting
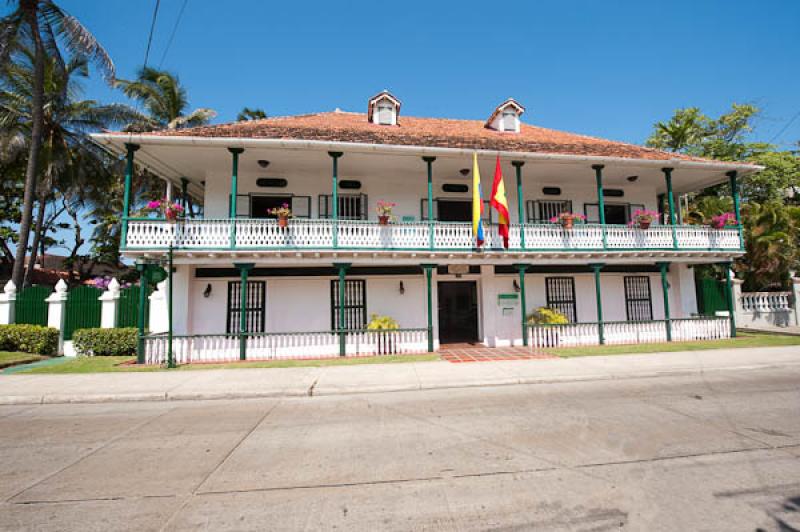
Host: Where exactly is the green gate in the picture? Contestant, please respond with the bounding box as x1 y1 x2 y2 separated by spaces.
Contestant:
14 286 50 326
116 285 149 328
63 285 102 340
696 278 730 316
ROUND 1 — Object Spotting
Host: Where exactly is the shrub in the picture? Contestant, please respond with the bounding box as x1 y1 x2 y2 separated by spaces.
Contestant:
527 307 569 325
0 324 59 355
73 327 138 356
367 314 399 330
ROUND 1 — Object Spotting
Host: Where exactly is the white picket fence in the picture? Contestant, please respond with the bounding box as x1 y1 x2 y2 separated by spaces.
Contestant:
143 328 429 365
528 317 731 349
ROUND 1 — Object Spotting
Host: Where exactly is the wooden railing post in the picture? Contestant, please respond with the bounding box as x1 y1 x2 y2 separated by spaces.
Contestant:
423 156 436 250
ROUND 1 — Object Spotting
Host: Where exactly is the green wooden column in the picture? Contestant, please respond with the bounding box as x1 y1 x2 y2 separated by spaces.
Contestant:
121 143 139 250
512 161 525 249
423 156 436 250
592 165 607 249
329 152 343 248
727 170 744 251
180 177 189 216
662 168 678 249
135 261 149 364
228 148 244 249
421 264 437 352
334 262 351 356
723 263 737 338
235 263 254 360
514 264 529 346
590 263 605 344
167 247 175 368
657 262 672 342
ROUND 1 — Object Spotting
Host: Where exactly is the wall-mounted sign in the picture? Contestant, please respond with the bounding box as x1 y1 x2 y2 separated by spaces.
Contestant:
447 264 470 275
498 293 519 306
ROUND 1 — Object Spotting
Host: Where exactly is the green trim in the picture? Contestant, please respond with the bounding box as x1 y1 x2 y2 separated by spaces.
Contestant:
723 263 737 338
590 263 605 344
329 152 343 248
180 177 189 217
662 168 678 250
136 261 149 364
121 144 139 250
167 247 175 368
512 161 525 249
657 261 672 342
592 165 607 248
334 262 350 356
423 157 436 250
234 262 254 360
228 148 244 248
514 263 529 346
421 263 436 352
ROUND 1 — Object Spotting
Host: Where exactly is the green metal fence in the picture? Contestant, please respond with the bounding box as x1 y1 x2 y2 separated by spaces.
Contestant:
63 285 102 340
696 277 730 316
116 285 148 328
14 285 50 326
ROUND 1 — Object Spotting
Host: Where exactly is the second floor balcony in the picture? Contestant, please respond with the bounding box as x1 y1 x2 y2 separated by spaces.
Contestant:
124 217 743 255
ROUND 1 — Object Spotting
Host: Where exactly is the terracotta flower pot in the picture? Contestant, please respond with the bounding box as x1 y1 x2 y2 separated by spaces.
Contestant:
561 217 574 230
639 220 651 230
277 216 289 228
378 215 390 225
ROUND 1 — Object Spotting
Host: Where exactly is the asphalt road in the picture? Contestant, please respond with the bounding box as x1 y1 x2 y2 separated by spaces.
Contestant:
1 366 799 531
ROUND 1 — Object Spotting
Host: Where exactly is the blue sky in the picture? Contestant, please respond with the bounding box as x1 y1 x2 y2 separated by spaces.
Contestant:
52 0 800 148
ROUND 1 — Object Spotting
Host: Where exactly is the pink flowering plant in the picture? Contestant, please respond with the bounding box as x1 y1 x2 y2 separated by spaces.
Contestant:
549 212 586 226
628 209 659 228
144 198 184 220
375 200 397 218
268 202 292 218
710 212 737 229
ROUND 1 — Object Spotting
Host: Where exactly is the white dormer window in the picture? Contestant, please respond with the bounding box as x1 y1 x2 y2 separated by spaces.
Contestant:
368 90 401 126
487 98 525 133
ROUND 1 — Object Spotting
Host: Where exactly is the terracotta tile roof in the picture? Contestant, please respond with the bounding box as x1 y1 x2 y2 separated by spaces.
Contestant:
140 111 721 163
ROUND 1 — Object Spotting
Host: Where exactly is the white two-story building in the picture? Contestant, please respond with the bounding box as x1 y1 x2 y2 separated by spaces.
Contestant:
91 92 758 364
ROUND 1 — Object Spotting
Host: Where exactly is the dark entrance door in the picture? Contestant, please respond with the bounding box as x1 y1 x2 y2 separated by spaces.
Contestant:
604 204 628 225
437 200 471 222
437 281 479 343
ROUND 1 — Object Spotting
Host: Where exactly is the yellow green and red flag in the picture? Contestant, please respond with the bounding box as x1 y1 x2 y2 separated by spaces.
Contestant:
472 153 485 247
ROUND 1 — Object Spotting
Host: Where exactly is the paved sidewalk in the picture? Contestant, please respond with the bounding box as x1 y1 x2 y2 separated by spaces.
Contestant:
0 345 798 405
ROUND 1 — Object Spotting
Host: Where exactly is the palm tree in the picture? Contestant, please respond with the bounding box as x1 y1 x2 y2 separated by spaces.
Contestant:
0 0 115 287
0 50 140 284
237 107 266 121
117 67 216 131
645 107 708 154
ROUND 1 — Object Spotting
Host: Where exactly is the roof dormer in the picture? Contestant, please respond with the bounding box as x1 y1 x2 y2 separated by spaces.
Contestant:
368 90 401 126
486 98 525 133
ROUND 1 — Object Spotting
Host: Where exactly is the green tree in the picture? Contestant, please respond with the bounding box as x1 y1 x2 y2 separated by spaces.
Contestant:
1 0 115 288
116 67 216 131
237 107 266 121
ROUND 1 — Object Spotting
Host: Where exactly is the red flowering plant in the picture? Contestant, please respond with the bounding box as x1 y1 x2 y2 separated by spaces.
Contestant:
710 212 737 229
268 202 292 218
628 209 659 229
144 198 184 220
375 200 397 223
549 212 586 228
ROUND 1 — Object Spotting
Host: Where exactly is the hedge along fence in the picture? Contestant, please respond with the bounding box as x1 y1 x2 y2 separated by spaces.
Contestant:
0 324 59 355
14 285 50 326
63 285 102 341
73 328 137 356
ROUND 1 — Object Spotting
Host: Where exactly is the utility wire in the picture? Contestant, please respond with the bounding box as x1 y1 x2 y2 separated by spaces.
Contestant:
143 0 162 69
768 108 800 144
159 0 189 67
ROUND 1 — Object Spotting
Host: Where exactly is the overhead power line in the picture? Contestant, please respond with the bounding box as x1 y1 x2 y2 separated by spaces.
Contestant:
159 0 190 67
768 108 800 144
143 0 162 69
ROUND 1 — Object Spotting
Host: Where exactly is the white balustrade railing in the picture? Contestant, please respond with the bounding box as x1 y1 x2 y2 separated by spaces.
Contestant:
125 218 742 252
143 328 429 365
740 291 792 313
528 317 730 349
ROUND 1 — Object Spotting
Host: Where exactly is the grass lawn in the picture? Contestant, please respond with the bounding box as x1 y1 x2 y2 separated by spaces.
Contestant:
549 331 800 357
18 353 440 374
0 351 47 368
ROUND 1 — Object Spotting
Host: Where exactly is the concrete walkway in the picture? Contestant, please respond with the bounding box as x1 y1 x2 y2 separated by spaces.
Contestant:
0 345 798 405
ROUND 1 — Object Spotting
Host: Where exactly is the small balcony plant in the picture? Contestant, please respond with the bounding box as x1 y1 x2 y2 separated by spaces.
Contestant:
550 212 586 230
710 212 737 229
629 209 659 230
375 201 397 225
268 202 292 228
145 199 184 221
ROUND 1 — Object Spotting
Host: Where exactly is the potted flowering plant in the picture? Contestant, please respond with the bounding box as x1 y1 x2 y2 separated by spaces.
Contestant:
375 200 396 225
145 198 184 221
268 203 292 227
550 212 586 230
710 212 737 229
629 209 659 230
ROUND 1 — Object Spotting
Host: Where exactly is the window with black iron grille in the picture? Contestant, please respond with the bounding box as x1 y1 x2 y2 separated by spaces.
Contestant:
226 281 266 334
624 276 653 321
319 194 368 220
527 200 573 222
330 279 367 330
545 277 577 323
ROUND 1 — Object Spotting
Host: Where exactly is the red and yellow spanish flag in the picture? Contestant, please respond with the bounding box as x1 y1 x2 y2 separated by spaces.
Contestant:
490 155 510 248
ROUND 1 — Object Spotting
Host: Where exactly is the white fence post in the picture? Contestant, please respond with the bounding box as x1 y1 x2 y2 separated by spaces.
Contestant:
792 273 800 327
0 280 16 325
148 280 168 334
731 277 744 318
99 278 121 328
46 279 69 355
